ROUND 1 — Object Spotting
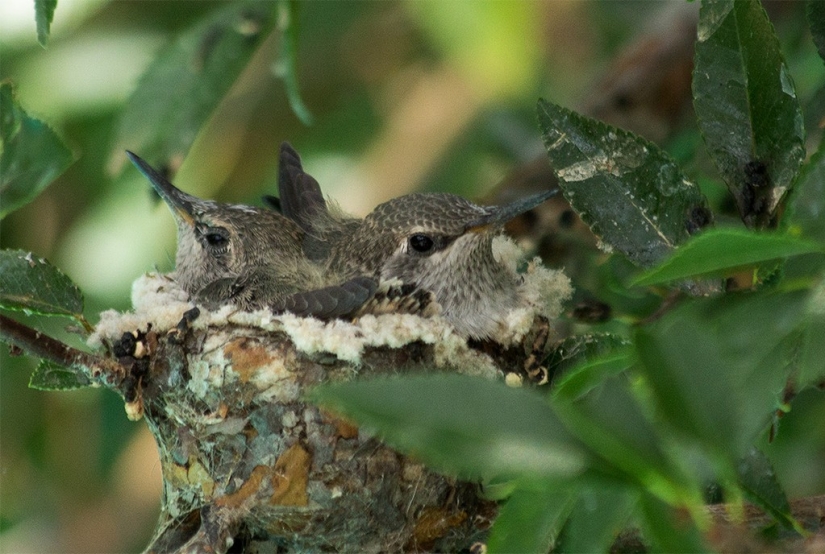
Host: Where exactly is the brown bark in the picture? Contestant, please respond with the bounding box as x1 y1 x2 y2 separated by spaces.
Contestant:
0 313 127 390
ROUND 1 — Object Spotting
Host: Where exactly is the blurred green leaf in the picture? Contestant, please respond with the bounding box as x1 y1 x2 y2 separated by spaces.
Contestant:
486 481 572 554
554 377 690 504
552 348 634 401
274 0 313 125
546 334 631 375
537 99 712 269
35 0 58 47
0 82 74 219
0 249 84 320
798 319 825 388
737 447 801 532
29 360 91 391
559 486 637 554
808 0 825 65
784 146 825 279
693 0 805 228
797 280 825 388
479 474 517 501
594 255 664 319
111 2 279 174
309 374 588 480
635 290 809 460
788 146 825 242
631 228 823 287
638 493 707 553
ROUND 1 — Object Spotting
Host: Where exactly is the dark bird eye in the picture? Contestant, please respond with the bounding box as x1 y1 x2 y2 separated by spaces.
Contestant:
205 232 228 247
409 234 434 253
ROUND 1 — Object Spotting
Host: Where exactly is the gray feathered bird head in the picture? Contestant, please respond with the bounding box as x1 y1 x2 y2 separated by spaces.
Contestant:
127 151 305 297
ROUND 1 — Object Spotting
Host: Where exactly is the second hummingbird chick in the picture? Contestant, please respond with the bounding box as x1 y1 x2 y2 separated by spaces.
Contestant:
127 151 375 319
276 143 557 340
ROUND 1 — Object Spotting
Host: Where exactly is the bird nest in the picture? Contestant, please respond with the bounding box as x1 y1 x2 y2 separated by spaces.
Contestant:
88 238 571 552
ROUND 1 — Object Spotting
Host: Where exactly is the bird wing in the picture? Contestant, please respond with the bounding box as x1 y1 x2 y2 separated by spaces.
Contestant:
278 142 326 233
277 276 378 319
261 194 281 212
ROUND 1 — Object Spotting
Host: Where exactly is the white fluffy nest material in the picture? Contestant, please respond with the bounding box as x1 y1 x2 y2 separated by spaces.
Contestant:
90 237 572 372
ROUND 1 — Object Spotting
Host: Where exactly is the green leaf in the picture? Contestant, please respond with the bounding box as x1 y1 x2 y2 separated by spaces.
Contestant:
309 374 588 480
788 146 825 243
537 99 712 269
35 0 58 46
486 481 573 554
797 280 825 388
798 320 825 388
559 486 637 554
554 377 690 505
808 0 825 65
638 492 707 553
546 334 631 376
111 3 279 174
630 228 823 287
594 255 664 318
552 349 634 401
635 290 809 460
273 0 313 125
737 447 801 532
693 0 805 228
0 82 74 219
29 360 91 391
0 249 84 320
784 146 825 279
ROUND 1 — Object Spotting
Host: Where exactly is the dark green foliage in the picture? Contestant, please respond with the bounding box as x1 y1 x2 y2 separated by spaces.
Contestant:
638 493 707 553
310 374 588 481
797 303 825 389
638 291 809 458
275 0 313 125
485 482 572 554
0 249 85 322
537 99 711 269
693 0 805 228
552 352 634 402
788 146 825 243
0 82 74 219
29 360 91 391
631 228 823 287
111 2 280 174
34 0 58 46
555 377 687 499
737 447 799 532
545 334 631 376
557 487 636 553
549 335 633 401
808 0 825 65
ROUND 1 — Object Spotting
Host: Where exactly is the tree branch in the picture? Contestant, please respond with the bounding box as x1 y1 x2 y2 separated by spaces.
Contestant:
0 314 127 390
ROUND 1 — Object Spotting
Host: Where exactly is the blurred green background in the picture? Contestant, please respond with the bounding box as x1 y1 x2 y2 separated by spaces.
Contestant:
1 1 823 552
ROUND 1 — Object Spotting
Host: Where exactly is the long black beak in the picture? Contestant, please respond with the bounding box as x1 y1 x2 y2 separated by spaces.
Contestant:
126 151 197 224
465 189 559 232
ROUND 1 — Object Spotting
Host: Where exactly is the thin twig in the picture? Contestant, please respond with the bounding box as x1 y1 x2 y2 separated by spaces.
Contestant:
0 314 127 389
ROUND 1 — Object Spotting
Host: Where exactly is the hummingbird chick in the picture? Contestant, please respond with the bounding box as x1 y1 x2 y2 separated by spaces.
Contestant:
126 151 376 318
276 143 558 340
